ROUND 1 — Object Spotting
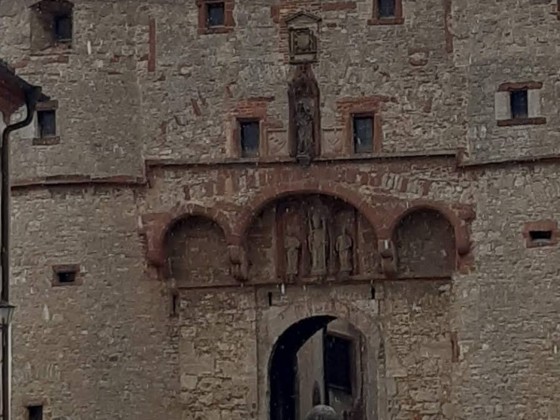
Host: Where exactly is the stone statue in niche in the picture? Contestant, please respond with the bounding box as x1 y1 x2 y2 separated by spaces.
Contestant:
336 226 353 274
289 64 320 165
285 235 301 277
296 97 315 160
308 212 327 275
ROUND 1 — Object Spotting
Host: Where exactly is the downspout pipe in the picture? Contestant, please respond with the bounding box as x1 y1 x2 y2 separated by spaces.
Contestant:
0 85 41 420
1 86 41 302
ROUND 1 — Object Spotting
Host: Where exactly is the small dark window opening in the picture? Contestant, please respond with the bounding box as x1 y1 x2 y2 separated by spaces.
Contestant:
206 2 225 27
529 230 552 242
38 110 56 138
28 405 43 420
353 115 374 154
239 120 260 157
510 90 528 119
378 0 396 18
56 270 76 284
324 334 353 394
54 14 72 42
171 293 179 316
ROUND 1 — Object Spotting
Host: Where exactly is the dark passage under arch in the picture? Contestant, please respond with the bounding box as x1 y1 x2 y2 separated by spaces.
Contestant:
269 315 340 420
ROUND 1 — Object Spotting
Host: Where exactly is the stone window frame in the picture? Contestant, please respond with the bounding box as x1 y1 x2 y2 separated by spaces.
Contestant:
368 0 405 25
52 264 82 287
23 398 47 420
495 81 546 127
522 220 558 249
230 115 268 159
33 100 61 146
236 117 263 158
227 98 272 159
350 111 378 155
338 101 383 155
196 0 235 35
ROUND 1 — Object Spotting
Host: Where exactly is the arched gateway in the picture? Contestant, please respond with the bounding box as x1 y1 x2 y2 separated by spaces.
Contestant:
160 192 459 419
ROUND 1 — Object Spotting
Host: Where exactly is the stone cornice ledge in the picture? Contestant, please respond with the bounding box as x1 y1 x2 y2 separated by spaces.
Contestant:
146 149 458 168
458 151 560 169
12 175 146 191
13 150 560 190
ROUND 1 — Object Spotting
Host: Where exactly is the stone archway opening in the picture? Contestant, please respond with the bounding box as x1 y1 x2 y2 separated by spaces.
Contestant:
269 315 365 420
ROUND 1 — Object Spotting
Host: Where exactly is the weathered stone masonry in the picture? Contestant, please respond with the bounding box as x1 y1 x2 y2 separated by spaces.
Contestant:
1 0 560 419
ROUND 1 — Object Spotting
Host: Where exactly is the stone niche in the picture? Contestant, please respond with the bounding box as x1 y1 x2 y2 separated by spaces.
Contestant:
394 209 456 278
165 216 230 287
247 195 379 283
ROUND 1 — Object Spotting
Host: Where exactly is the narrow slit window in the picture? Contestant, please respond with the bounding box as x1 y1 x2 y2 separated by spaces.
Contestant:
54 14 73 42
378 0 396 18
324 334 353 394
28 405 43 420
38 110 56 138
239 120 260 157
206 2 225 27
353 115 374 154
510 90 528 119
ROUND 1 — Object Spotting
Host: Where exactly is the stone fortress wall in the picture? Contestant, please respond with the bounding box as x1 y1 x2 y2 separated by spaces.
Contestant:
0 0 559 419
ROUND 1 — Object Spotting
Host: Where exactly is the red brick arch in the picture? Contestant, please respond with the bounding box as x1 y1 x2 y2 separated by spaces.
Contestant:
232 179 383 245
387 201 471 256
143 203 233 267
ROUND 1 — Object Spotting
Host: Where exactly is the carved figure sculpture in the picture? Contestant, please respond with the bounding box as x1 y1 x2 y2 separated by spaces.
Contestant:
285 235 301 276
308 213 327 275
304 405 339 420
296 98 314 159
336 226 353 274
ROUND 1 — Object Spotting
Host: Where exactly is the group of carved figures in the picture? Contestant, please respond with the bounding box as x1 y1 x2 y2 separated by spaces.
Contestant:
284 212 353 278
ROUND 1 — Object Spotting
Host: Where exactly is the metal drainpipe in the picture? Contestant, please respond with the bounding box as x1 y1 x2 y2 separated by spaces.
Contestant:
1 86 41 420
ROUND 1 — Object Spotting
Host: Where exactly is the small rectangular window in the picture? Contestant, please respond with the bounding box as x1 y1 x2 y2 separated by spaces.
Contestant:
378 0 396 18
38 110 56 138
206 2 225 27
54 14 73 42
28 405 43 420
239 120 260 157
52 264 80 286
324 334 353 394
529 230 552 243
510 90 528 119
57 270 76 284
353 115 374 154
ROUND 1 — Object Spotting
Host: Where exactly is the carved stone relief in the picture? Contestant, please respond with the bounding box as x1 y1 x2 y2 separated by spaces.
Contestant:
284 235 301 277
274 195 377 280
336 226 353 275
285 12 321 64
308 211 328 276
